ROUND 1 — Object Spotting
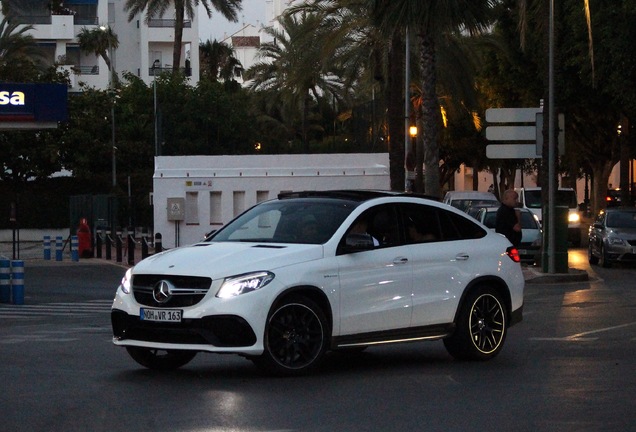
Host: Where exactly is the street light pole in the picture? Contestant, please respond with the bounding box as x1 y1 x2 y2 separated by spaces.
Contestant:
152 59 160 156
101 25 116 188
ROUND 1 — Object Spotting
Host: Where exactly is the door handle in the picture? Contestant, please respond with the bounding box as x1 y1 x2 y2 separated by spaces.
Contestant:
455 253 469 261
393 257 409 265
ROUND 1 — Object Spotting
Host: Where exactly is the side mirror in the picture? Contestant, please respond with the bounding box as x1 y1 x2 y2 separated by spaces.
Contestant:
203 230 217 241
342 233 375 252
593 222 603 229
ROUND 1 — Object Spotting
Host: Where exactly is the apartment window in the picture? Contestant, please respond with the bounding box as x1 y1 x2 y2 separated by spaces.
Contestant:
185 192 199 225
65 0 98 25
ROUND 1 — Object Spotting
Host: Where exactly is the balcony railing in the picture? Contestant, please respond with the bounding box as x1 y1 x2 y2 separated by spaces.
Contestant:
74 65 100 75
74 16 98 25
149 67 192 77
15 15 52 25
148 19 192 28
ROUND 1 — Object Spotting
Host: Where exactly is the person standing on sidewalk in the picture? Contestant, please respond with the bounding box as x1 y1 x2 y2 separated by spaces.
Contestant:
496 189 522 248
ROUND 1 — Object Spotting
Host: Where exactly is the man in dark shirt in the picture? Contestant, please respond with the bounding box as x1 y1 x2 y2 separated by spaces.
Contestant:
496 189 522 247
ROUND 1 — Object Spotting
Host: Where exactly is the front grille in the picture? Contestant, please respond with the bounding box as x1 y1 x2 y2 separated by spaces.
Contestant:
132 274 212 307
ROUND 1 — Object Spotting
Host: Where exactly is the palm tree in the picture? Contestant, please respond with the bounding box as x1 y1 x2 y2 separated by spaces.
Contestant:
124 0 242 74
246 12 348 151
368 0 494 198
77 26 119 82
0 17 44 81
199 39 243 83
285 0 408 189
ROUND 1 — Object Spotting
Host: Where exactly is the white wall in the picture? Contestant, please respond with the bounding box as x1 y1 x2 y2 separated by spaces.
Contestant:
153 153 390 248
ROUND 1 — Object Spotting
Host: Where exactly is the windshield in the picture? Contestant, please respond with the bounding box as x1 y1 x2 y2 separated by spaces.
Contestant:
452 199 499 212
208 198 358 244
606 211 636 229
524 190 577 209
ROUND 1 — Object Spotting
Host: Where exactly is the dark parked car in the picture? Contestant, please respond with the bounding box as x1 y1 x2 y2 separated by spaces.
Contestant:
588 207 636 267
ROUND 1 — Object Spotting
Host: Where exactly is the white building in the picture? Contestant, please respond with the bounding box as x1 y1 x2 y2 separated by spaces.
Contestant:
153 153 390 248
5 0 200 91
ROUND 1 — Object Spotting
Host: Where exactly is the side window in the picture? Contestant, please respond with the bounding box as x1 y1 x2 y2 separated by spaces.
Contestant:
341 205 401 249
401 203 441 243
439 208 487 240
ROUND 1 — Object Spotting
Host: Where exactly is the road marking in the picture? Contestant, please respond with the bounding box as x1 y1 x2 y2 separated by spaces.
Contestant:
0 300 112 320
530 322 636 341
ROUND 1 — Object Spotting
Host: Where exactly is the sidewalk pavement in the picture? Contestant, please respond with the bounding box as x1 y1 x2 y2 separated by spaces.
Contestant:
3 241 588 283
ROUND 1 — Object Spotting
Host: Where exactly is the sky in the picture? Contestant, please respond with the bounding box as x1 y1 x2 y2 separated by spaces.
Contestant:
198 0 266 43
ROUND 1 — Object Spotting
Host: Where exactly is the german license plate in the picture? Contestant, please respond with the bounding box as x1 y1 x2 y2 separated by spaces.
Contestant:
140 308 182 322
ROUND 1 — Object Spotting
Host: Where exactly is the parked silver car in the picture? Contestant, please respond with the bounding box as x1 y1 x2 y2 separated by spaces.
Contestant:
476 207 542 264
588 207 636 267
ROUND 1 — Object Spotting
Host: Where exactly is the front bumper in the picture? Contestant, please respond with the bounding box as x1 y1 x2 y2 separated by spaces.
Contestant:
111 309 257 348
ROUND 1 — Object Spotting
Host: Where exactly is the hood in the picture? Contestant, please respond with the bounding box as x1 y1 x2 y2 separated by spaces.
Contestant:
132 241 324 279
608 227 636 239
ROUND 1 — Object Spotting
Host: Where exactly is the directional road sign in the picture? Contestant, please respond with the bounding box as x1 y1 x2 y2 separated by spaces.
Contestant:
485 107 542 159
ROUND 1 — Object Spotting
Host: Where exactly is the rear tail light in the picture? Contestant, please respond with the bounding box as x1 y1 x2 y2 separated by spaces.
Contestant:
506 247 521 263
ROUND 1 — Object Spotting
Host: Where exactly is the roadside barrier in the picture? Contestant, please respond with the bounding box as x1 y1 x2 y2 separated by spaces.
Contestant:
43 235 51 260
95 229 103 259
71 235 79 262
0 260 25 305
55 236 63 261
115 229 123 263
127 230 135 265
11 260 24 305
38 227 154 265
0 259 10 303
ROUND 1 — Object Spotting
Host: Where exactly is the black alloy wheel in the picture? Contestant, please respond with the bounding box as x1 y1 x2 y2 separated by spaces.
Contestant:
256 295 329 376
444 286 507 361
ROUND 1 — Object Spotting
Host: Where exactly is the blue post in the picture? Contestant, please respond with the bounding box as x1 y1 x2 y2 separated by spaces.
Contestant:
71 235 79 262
43 235 51 260
0 259 10 303
55 236 63 261
11 260 25 305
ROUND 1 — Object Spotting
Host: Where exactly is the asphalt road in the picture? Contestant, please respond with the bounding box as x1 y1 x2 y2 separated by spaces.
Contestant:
0 249 634 432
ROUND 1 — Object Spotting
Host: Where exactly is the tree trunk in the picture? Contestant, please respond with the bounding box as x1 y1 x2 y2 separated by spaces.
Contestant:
172 0 185 73
417 32 441 198
386 34 405 191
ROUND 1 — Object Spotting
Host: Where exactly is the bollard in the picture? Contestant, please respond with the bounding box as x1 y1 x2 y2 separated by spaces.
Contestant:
95 229 102 259
55 236 63 261
141 232 150 259
11 260 24 305
116 229 123 263
43 235 51 260
0 259 10 303
127 230 135 265
71 235 79 262
105 229 112 260
155 233 162 254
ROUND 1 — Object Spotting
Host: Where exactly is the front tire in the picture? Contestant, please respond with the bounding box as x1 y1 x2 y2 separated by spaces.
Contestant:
255 295 329 376
126 347 197 370
588 243 599 265
444 286 507 361
599 244 612 268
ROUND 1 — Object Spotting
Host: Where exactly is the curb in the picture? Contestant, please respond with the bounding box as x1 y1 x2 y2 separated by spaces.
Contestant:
523 266 589 284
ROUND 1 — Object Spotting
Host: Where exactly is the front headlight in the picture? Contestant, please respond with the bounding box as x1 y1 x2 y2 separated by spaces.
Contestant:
608 237 627 246
120 268 133 294
569 213 580 223
216 271 275 299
